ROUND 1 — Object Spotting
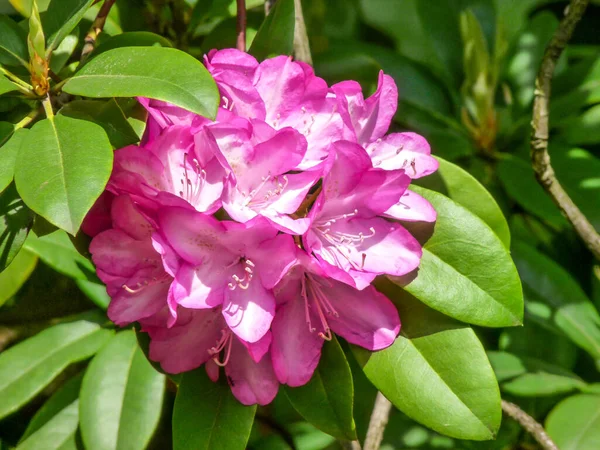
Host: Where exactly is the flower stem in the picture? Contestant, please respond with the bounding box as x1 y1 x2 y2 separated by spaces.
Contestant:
363 392 392 450
236 0 247 52
0 67 34 95
80 0 117 63
501 400 559 450
530 0 600 259
42 95 54 119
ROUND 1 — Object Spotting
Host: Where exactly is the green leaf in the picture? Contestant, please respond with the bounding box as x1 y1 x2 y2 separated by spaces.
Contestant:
0 247 37 307
546 394 600 450
63 47 220 119
50 27 79 74
249 0 294 60
416 156 510 247
488 351 586 397
16 401 79 450
0 77 19 96
558 104 600 145
394 186 522 327
0 183 33 272
0 318 113 420
0 128 28 195
20 373 83 441
0 14 29 66
513 240 600 364
284 336 356 440
353 284 501 440
76 279 110 310
173 369 256 450
8 0 51 17
92 32 173 58
14 115 113 235
80 330 166 450
59 99 140 149
43 0 94 55
497 154 567 229
24 229 96 280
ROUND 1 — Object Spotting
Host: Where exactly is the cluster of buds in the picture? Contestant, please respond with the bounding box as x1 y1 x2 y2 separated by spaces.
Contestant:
84 49 438 405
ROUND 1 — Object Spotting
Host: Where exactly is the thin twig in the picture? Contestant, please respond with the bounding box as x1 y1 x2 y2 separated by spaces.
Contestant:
363 392 392 450
530 0 600 259
501 400 558 450
341 440 362 450
236 0 247 52
80 0 117 63
293 0 312 64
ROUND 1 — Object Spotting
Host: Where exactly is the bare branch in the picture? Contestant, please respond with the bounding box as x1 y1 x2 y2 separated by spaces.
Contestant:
236 0 247 52
80 0 117 62
293 0 312 64
530 0 600 259
363 392 392 450
501 400 558 450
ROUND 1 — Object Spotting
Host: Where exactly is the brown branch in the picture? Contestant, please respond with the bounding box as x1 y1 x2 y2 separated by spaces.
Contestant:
501 400 558 450
236 0 247 52
341 440 362 450
530 0 600 260
80 0 117 62
293 0 312 65
363 392 392 450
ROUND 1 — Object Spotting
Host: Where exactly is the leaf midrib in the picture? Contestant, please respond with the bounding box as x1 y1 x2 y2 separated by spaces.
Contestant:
49 118 73 232
112 341 138 450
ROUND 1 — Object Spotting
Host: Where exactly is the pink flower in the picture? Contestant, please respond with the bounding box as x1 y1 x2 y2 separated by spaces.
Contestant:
271 252 400 386
304 141 422 289
156 207 296 343
84 49 439 406
146 307 279 405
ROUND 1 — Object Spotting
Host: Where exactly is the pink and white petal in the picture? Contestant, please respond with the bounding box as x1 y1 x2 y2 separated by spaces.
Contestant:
254 56 305 124
222 276 275 343
249 234 297 289
151 232 180 277
323 141 372 199
149 309 223 374
325 283 400 350
111 195 154 240
207 48 259 75
157 207 232 266
171 262 228 309
107 276 170 326
113 146 166 192
359 72 398 144
271 295 323 386
268 170 321 214
264 213 311 235
205 359 220 382
215 71 266 120
226 341 279 406
82 191 114 237
239 331 272 363
221 216 279 256
366 132 438 178
383 189 437 223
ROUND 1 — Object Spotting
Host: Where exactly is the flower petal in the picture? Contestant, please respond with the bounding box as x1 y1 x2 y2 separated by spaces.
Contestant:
366 132 438 178
383 189 437 222
171 261 228 309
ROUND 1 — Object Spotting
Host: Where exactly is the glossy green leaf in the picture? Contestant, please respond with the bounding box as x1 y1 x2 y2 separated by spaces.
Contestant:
92 32 173 58
0 317 113 420
0 128 28 194
43 0 94 55
24 229 96 280
512 240 600 364
59 99 140 149
416 156 510 247
497 154 566 229
0 247 37 307
558 104 600 145
488 351 586 397
354 284 501 440
17 373 83 449
50 28 79 74
21 373 83 441
0 183 34 272
173 369 256 450
14 115 113 235
8 0 51 17
63 47 220 119
16 400 79 450
552 147 600 231
0 77 18 96
0 14 29 66
249 0 294 60
80 330 166 450
76 279 110 310
393 186 522 327
546 395 600 450
284 336 356 440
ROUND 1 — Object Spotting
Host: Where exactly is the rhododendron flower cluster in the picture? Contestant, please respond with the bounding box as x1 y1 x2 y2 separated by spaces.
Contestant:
84 49 438 405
